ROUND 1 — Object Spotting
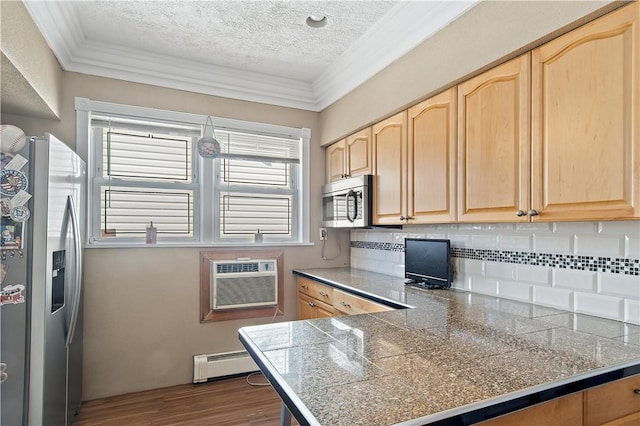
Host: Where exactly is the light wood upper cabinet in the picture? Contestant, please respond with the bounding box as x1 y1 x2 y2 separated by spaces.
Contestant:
326 140 346 183
372 111 407 225
531 3 640 221
325 128 372 183
408 87 457 223
338 3 639 224
458 53 531 223
346 128 373 178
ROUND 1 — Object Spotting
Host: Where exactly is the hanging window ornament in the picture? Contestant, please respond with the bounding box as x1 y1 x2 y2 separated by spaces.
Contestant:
197 116 221 158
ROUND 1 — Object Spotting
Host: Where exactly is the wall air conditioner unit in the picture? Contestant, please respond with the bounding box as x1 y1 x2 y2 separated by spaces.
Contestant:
193 350 258 383
210 259 277 310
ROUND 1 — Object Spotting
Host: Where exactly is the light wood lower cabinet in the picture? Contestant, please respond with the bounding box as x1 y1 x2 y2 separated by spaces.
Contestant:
584 374 640 426
477 374 640 426
297 277 336 320
333 289 393 315
477 392 583 426
298 292 335 319
296 277 393 319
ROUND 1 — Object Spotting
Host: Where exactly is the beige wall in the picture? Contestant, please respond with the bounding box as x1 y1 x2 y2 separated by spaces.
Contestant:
0 1 62 118
319 0 619 146
67 73 352 400
3 70 351 400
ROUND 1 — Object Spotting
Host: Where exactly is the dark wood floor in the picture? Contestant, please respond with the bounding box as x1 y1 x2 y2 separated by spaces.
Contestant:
73 374 297 426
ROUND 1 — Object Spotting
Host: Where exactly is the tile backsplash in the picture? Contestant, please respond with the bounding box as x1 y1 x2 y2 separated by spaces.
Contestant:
350 221 640 324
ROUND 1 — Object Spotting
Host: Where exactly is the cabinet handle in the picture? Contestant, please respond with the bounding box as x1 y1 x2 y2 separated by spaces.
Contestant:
634 389 640 395
405 216 413 220
319 291 328 297
308 302 316 307
301 285 309 290
339 301 351 308
516 210 527 217
399 216 406 220
0 363 7 384
528 209 540 217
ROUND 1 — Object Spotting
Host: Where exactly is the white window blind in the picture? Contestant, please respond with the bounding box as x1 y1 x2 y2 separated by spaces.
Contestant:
214 129 299 241
92 115 198 241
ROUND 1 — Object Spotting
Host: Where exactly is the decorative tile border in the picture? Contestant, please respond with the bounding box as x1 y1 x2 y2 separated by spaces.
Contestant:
351 241 640 276
351 241 404 252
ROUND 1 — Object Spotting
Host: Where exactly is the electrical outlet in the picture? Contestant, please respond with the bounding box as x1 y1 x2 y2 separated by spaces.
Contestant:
319 227 328 240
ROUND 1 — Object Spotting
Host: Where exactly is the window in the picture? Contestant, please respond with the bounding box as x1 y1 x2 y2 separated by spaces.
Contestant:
213 129 299 243
76 98 310 246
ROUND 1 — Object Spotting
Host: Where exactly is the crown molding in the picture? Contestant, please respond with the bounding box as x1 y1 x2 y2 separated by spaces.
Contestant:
313 0 480 111
23 0 478 112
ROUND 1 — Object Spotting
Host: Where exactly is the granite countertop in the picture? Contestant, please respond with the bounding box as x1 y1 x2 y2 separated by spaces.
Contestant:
239 267 640 426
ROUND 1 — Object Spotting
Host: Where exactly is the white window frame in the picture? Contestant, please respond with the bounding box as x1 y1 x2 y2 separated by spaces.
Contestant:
75 97 311 247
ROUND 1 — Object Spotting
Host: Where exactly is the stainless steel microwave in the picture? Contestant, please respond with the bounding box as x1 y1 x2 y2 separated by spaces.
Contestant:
322 175 372 228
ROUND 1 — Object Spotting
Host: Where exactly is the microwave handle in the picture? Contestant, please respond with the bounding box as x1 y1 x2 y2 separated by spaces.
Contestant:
346 190 358 223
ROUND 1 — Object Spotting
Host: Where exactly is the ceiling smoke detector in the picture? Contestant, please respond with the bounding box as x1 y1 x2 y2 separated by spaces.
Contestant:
306 15 327 28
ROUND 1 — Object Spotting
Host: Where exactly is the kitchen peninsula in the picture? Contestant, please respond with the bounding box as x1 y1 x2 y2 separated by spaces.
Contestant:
239 268 640 425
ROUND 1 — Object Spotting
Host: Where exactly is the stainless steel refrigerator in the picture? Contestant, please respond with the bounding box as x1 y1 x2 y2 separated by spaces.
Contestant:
1 133 86 425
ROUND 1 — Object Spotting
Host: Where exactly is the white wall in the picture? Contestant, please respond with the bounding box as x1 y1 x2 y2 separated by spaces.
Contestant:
351 222 640 324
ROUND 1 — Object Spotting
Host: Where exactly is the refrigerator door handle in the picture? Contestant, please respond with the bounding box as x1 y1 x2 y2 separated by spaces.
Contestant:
65 195 83 348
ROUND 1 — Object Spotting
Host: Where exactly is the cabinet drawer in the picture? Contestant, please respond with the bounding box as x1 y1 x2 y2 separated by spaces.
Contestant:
585 374 640 426
333 289 392 315
297 277 334 305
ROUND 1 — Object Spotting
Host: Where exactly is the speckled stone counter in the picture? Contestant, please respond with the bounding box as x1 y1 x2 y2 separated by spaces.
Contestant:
239 267 640 426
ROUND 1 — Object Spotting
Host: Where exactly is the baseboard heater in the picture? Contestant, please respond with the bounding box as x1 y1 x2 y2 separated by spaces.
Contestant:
193 350 258 383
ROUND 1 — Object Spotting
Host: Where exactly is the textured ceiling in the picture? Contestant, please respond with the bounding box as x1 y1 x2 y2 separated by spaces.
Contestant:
72 1 396 82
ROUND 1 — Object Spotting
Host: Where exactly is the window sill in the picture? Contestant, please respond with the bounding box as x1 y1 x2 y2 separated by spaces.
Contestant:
84 241 315 249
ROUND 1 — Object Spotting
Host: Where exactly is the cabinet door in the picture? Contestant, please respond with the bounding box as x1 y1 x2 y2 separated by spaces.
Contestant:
315 303 336 318
297 292 316 320
298 292 335 320
326 139 346 183
584 374 640 426
373 111 408 225
477 392 583 426
408 87 457 223
458 54 531 222
531 3 640 221
346 128 372 178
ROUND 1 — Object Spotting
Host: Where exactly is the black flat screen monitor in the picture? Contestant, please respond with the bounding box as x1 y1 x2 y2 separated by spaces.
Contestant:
404 238 452 288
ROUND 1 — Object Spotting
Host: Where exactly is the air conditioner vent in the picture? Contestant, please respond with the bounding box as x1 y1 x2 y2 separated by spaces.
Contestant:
217 262 260 274
210 259 277 310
